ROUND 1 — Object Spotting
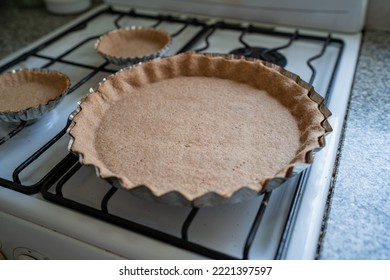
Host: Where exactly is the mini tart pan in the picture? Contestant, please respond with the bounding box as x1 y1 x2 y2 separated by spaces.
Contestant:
95 26 172 66
0 68 71 123
68 52 332 208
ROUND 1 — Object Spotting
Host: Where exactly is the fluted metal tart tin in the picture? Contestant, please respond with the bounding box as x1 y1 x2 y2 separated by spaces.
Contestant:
68 52 332 208
95 26 172 66
0 68 71 124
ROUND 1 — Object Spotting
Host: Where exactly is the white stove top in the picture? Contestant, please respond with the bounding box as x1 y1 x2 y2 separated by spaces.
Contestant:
0 3 362 260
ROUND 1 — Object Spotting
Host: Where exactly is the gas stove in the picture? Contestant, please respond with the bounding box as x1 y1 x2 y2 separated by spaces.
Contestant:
0 1 364 260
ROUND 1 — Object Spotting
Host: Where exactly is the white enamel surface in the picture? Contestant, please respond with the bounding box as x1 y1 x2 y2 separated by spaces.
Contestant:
284 32 362 259
104 0 368 32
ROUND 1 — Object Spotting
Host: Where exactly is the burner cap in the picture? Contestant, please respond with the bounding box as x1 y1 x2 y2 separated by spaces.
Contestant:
230 47 287 67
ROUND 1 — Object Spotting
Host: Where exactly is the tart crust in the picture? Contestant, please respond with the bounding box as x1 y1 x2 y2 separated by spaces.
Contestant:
68 52 331 207
0 68 71 123
95 27 171 65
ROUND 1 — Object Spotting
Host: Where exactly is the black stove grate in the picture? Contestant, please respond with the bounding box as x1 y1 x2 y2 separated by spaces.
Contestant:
41 156 273 260
0 6 344 259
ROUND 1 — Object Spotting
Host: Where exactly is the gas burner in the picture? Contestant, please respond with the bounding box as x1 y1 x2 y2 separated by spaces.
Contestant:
230 47 287 67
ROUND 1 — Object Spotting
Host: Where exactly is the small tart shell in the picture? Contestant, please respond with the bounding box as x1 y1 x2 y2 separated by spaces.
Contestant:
95 26 172 66
0 68 71 123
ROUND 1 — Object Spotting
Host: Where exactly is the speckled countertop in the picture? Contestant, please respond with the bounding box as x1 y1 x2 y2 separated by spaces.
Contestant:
319 31 390 260
0 0 389 260
0 0 102 59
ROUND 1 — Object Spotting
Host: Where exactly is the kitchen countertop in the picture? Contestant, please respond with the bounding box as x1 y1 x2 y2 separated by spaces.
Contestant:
1 1 389 260
319 31 390 260
0 0 103 60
